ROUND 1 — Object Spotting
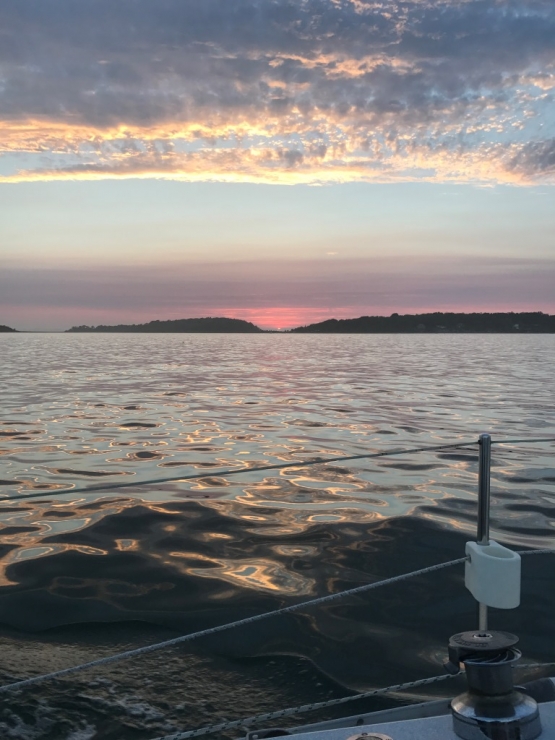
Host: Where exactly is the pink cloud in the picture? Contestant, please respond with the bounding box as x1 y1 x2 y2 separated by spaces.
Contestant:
2 257 554 331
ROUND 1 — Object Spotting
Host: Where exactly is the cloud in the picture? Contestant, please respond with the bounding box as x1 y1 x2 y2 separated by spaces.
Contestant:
507 137 555 176
0 0 554 184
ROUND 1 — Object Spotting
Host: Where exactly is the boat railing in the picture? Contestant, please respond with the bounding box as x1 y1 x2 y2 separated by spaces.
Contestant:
0 433 554 740
2 434 555 505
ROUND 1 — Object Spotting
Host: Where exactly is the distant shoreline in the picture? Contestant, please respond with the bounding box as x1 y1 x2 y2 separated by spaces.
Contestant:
66 317 262 333
291 311 555 333
2 311 554 333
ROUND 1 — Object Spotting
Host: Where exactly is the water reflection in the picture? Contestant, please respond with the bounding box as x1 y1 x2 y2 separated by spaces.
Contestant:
0 334 553 693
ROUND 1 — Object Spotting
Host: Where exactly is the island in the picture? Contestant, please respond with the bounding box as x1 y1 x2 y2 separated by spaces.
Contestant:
292 312 555 333
67 317 263 333
0 325 17 332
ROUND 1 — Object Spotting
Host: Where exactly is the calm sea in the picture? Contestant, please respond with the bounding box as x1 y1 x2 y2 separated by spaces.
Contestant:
1 333 554 739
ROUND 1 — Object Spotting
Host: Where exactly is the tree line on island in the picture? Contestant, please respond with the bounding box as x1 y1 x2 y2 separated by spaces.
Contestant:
67 317 263 333
65 312 555 333
2 312 554 333
291 311 555 333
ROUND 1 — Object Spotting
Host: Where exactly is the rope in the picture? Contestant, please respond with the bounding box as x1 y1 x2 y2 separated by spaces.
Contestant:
491 438 555 445
520 549 555 557
0 440 479 504
3 436 554 506
519 663 555 670
150 673 460 740
0 437 552 709
0 557 466 694
0 548 551 696
150 660 555 740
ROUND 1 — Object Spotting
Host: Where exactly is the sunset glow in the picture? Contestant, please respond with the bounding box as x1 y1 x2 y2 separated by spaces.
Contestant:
1 0 554 329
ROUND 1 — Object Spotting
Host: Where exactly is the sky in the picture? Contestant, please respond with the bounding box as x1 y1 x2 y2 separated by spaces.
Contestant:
1 0 554 330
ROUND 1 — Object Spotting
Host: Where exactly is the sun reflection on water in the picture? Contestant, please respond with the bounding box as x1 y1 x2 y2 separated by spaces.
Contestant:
0 333 553 631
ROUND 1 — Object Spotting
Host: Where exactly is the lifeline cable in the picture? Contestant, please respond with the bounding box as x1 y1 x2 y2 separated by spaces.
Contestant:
0 557 466 693
149 661 555 740
0 548 552 695
0 439 480 504
490 438 555 445
150 673 461 740
2 436 554 506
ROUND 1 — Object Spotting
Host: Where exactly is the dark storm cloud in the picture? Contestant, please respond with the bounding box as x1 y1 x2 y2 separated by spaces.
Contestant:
0 0 554 182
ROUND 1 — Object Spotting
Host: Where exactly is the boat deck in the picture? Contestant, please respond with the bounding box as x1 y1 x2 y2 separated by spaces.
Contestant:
287 700 555 740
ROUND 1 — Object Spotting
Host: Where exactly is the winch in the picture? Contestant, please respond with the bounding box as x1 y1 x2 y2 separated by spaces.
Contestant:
446 630 541 739
446 434 542 740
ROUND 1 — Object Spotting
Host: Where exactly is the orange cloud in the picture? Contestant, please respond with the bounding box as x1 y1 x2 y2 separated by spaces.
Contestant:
0 119 548 186
1 0 554 185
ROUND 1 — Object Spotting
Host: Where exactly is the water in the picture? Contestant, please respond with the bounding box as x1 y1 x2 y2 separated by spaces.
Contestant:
0 333 554 739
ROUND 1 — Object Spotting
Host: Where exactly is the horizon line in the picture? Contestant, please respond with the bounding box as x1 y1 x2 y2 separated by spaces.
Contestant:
2 310 555 334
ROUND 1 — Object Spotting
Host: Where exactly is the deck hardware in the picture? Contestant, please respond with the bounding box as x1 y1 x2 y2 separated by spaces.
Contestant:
465 433 521 613
477 432 491 631
465 541 521 609
447 434 541 739
447 630 541 739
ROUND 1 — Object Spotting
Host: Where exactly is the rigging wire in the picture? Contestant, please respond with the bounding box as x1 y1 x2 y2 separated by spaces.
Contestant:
0 548 551 696
150 673 462 740
0 435 553 732
0 439 480 504
490 437 555 445
0 557 466 694
2 436 554 506
149 662 555 740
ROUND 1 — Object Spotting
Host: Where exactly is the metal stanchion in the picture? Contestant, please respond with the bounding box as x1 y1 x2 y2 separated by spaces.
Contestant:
446 433 541 739
477 432 491 632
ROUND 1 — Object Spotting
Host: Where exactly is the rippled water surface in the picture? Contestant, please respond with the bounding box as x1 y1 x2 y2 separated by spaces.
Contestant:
1 333 554 739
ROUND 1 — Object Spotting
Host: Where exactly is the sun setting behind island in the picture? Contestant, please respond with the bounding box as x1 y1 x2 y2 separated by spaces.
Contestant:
1 4 555 738
0 0 554 330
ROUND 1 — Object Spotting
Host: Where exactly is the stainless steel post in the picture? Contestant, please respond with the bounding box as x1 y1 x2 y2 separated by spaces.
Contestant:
450 434 541 739
477 433 491 632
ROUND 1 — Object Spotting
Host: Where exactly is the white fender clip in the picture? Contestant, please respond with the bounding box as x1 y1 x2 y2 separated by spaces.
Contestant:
465 541 521 609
